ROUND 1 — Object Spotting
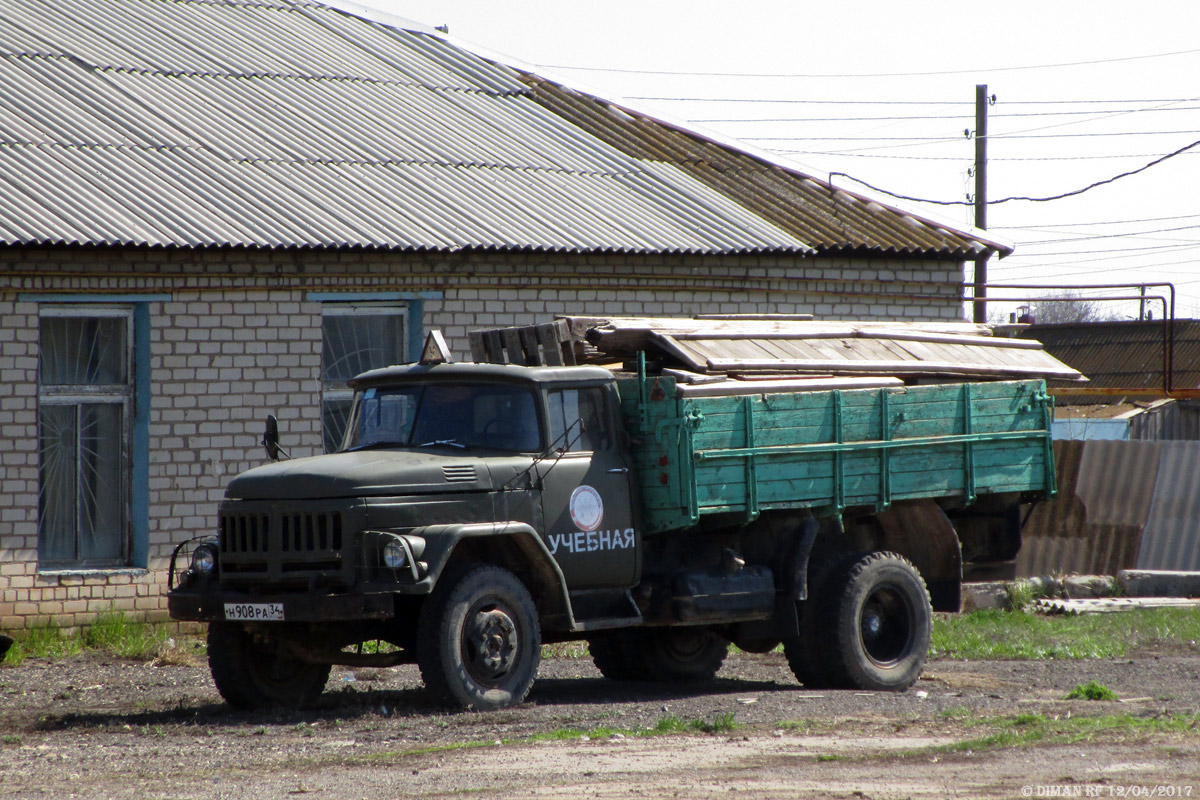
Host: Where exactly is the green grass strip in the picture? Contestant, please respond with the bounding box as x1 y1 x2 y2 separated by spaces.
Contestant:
932 607 1200 660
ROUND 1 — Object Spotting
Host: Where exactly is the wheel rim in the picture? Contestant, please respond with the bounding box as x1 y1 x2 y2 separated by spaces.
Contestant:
461 601 520 687
858 583 914 666
661 630 711 663
246 635 315 698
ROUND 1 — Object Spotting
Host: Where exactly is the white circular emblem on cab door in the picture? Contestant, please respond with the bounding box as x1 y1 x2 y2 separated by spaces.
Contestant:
569 485 604 532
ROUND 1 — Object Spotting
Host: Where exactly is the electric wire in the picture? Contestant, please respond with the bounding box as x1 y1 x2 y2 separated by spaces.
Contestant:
537 46 1200 79
830 139 1200 205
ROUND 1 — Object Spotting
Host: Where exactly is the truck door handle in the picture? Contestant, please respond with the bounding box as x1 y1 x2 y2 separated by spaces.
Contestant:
607 467 629 474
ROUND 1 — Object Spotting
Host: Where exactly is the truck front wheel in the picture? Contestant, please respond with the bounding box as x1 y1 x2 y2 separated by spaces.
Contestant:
417 565 541 710
207 622 331 709
827 552 932 692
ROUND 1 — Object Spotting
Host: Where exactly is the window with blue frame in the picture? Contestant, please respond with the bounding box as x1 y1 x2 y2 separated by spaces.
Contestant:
37 308 133 568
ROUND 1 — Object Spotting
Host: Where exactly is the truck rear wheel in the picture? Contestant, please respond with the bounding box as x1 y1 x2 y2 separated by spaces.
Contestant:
417 565 541 710
207 622 331 709
639 628 728 683
826 552 932 691
783 552 857 689
588 630 646 681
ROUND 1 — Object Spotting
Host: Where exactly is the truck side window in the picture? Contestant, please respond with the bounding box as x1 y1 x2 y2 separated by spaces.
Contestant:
547 388 608 453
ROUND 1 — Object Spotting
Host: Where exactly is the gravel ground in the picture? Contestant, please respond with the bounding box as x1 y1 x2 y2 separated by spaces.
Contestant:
2 641 1199 799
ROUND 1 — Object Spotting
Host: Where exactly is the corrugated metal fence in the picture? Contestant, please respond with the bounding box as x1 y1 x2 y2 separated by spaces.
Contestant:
1020 439 1200 575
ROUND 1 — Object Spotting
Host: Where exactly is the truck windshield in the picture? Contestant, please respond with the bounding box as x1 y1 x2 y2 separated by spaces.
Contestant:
342 383 542 453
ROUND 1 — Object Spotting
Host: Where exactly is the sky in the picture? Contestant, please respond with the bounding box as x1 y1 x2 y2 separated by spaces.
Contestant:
338 1 1200 320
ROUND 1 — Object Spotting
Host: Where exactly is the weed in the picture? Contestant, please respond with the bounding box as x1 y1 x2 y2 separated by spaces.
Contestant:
2 734 21 745
690 712 738 734
777 719 816 732
1066 681 1119 701
541 642 589 659
1005 580 1039 612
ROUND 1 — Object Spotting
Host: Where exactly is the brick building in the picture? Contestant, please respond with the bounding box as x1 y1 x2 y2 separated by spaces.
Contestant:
0 0 1010 631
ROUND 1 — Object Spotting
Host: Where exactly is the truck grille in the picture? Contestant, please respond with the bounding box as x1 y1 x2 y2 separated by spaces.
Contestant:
218 503 356 586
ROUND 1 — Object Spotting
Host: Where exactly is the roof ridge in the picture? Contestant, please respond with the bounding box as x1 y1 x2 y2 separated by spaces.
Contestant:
2 51 527 95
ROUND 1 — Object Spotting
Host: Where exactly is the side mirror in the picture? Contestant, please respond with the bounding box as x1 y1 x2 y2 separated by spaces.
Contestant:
262 414 281 461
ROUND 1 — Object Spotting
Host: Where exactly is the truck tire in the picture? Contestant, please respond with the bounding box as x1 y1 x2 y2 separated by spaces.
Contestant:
783 552 857 689
826 551 932 692
417 565 541 710
207 622 331 710
639 628 728 683
587 630 646 681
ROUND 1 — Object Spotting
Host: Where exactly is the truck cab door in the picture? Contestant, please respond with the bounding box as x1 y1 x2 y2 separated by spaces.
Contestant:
537 385 639 590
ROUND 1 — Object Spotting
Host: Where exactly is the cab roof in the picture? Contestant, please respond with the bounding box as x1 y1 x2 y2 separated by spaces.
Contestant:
347 361 616 389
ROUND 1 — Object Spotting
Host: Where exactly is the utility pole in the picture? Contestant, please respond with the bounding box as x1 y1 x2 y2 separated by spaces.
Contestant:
972 84 989 323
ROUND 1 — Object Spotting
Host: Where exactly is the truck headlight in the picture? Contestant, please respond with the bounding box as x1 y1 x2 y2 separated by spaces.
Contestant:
382 538 409 569
192 543 218 575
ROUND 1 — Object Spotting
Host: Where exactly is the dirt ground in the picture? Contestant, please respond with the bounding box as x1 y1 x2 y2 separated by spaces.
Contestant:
2 640 1199 799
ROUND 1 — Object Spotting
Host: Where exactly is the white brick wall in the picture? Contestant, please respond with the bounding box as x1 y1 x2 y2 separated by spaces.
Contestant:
0 245 968 630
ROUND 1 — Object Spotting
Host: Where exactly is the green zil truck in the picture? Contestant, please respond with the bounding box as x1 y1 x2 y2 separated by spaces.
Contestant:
168 320 1061 710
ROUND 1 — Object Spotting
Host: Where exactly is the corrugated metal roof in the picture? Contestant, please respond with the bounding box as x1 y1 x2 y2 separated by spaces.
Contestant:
0 0 1007 256
1019 320 1200 403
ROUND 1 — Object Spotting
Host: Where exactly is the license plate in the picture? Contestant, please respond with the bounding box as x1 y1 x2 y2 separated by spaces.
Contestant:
223 602 284 621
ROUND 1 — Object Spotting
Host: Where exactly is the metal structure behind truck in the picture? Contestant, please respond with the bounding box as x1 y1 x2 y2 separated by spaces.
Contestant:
167 316 1080 710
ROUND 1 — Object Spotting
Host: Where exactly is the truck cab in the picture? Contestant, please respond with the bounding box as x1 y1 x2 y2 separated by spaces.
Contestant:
169 362 648 710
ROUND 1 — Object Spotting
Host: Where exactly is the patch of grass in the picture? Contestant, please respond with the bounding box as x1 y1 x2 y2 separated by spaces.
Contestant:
1 622 84 666
1 612 198 667
932 606 1200 660
691 712 738 734
541 642 589 659
85 612 172 660
903 712 1200 760
1066 680 1119 701
527 713 738 744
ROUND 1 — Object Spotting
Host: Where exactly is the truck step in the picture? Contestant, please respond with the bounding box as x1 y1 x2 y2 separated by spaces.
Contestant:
568 588 643 632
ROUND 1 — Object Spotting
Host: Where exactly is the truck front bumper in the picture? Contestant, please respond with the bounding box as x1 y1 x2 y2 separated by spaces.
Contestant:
168 587 396 623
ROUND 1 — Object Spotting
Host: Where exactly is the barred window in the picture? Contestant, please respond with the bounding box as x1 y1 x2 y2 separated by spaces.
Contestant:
38 309 133 568
321 305 408 452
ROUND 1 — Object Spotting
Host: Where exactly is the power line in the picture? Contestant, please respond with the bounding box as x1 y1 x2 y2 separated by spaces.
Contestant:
537 46 1200 79
692 104 1200 123
746 130 1200 142
993 213 1200 230
1017 223 1200 246
776 149 1200 162
1004 241 1200 262
1012 241 1200 257
830 139 1200 205
627 96 969 105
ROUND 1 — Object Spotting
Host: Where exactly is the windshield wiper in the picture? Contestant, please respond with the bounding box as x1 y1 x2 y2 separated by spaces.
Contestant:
347 441 406 452
418 438 466 449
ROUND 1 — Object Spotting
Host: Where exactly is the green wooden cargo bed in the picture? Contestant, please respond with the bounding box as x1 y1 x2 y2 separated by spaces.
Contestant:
617 376 1056 534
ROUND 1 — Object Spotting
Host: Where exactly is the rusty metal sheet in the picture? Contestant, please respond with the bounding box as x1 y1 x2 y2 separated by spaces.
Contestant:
1019 439 1200 576
1018 440 1156 576
1138 441 1200 570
